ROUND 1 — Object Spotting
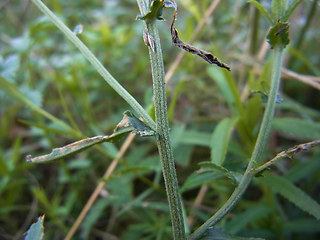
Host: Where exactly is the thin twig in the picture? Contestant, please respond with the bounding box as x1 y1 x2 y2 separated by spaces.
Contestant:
252 139 320 174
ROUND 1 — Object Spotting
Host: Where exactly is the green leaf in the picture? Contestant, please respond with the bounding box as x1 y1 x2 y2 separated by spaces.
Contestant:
0 76 77 136
271 0 286 21
180 172 218 193
261 173 320 219
0 54 20 82
272 117 320 139
267 21 290 49
25 215 45 240
179 130 211 147
247 1 273 24
170 125 186 149
225 204 271 234
122 111 157 137
179 0 201 21
283 0 303 21
288 46 320 76
208 67 244 117
200 227 265 240
168 81 184 122
198 161 241 185
137 0 176 22
210 118 237 166
80 199 111 239
26 127 134 163
243 95 263 135
283 218 320 233
19 119 70 135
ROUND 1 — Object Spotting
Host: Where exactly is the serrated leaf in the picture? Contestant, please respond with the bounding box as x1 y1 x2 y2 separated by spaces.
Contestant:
25 215 45 240
26 127 134 163
267 21 290 49
0 54 20 82
247 1 273 24
272 117 320 139
283 0 303 21
211 118 237 166
261 173 320 219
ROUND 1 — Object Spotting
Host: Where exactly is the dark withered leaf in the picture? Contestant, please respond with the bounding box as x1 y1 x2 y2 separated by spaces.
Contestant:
137 0 230 71
170 10 230 71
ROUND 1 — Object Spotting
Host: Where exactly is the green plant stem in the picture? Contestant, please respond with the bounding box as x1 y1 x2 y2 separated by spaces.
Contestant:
188 46 284 240
136 1 186 239
31 0 156 131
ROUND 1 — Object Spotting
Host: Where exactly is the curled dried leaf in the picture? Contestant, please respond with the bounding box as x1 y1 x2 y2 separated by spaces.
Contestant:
170 10 231 71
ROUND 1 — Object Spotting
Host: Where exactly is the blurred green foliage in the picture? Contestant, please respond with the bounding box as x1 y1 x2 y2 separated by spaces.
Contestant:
0 0 320 239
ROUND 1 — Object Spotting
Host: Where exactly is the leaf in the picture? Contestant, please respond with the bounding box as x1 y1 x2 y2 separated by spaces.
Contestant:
208 68 244 117
26 127 134 163
288 46 320 76
120 110 157 137
267 20 290 49
170 9 230 71
179 0 201 21
0 76 76 136
200 227 265 240
210 118 237 166
283 0 303 21
180 172 218 193
261 173 320 219
283 218 320 233
19 119 70 135
225 204 271 234
137 0 176 22
24 215 45 240
179 130 211 147
198 161 241 185
271 0 286 21
272 117 320 139
80 199 111 239
0 54 20 82
247 1 273 24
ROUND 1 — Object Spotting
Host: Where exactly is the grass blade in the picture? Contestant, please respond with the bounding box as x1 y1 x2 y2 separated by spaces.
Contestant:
262 173 320 219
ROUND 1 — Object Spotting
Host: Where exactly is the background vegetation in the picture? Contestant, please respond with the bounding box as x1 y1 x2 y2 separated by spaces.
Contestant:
1 0 320 239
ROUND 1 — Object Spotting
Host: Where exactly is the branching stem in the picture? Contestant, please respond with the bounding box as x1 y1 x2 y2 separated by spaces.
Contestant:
31 0 156 131
188 46 284 240
136 1 186 239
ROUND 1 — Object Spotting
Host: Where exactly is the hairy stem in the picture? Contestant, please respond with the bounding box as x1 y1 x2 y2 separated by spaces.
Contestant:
188 46 284 240
136 1 186 239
